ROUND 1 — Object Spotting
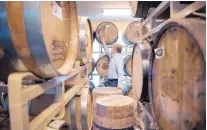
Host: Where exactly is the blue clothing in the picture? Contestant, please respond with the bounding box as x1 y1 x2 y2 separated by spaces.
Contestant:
102 44 125 87
103 79 118 87
2 96 8 112
122 86 132 95
89 80 95 90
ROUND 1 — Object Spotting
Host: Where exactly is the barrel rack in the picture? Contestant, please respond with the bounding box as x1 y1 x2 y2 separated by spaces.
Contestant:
136 1 206 130
0 61 89 130
138 1 206 41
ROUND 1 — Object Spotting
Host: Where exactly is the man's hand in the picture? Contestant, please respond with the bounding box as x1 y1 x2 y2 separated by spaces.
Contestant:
100 36 106 43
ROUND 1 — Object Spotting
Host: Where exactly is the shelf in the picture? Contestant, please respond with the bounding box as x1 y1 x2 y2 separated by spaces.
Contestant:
6 61 88 130
138 1 206 41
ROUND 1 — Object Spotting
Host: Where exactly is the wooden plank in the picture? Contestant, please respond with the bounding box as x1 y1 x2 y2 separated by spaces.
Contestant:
141 1 170 26
29 85 81 130
139 1 206 40
22 65 86 103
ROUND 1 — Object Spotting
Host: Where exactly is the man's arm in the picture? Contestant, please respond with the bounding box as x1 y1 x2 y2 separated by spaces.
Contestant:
102 43 111 57
100 37 111 57
116 56 125 88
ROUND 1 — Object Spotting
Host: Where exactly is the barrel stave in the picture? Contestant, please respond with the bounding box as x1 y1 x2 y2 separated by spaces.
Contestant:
149 18 206 130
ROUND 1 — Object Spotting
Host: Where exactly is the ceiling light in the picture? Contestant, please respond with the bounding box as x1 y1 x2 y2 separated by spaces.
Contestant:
103 9 131 15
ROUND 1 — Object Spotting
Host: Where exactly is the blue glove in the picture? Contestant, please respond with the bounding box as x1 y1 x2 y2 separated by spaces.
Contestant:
122 86 132 95
89 81 95 90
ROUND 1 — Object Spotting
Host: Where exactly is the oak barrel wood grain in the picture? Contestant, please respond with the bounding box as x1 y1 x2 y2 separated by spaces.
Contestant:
92 87 122 107
122 21 148 45
149 18 206 130
95 22 118 45
94 95 135 129
96 55 110 78
0 2 79 78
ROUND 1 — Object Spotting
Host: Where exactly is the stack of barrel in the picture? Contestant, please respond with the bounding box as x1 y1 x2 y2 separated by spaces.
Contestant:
129 2 206 130
96 21 149 78
92 87 136 129
0 1 93 80
0 1 96 130
95 21 119 78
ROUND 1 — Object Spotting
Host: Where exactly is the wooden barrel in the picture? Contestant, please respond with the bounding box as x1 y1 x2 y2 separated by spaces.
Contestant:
123 55 132 77
88 58 95 75
96 55 109 78
94 95 135 129
132 40 151 102
149 18 206 130
122 21 148 45
68 87 93 130
92 87 122 106
77 16 93 65
95 22 118 45
0 2 79 78
129 1 170 19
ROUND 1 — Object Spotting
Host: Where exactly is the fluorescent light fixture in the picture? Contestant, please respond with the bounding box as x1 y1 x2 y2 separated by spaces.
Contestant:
103 9 131 15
